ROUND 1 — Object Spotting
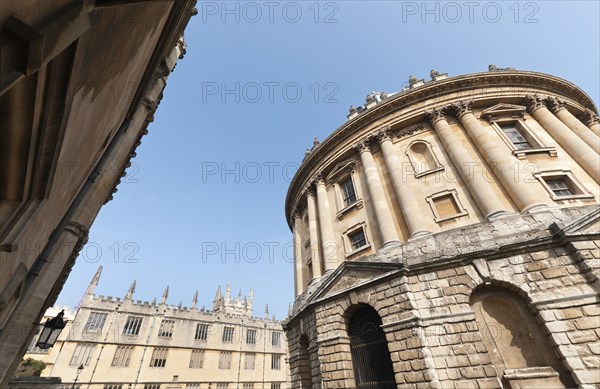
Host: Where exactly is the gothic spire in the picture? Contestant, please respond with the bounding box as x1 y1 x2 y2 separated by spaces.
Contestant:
161 285 169 304
214 285 222 302
192 290 198 309
125 280 136 300
265 303 269 318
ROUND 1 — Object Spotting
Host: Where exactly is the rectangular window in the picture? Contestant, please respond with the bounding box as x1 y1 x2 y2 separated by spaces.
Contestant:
271 354 281 370
84 312 108 333
149 348 168 367
243 384 254 389
246 329 257 344
69 343 95 366
271 331 280 346
222 326 234 343
195 323 209 341
340 177 357 207
499 122 531 150
433 194 461 219
123 316 143 336
271 383 281 389
158 319 175 338
545 178 573 197
143 385 160 389
103 385 123 389
186 385 200 389
244 353 256 370
111 346 134 367
216 384 229 389
218 351 232 369
348 229 367 250
189 349 205 369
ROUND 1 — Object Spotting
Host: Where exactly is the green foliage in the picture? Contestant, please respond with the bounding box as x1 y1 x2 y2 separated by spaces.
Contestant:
15 358 47 377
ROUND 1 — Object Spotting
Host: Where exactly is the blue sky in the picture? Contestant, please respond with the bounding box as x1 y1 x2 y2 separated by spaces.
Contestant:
57 1 600 319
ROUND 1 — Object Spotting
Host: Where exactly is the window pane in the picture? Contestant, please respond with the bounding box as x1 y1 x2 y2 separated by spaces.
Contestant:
341 178 357 206
349 230 367 250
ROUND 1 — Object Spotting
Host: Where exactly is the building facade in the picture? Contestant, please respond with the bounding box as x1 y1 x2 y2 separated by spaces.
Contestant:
22 268 289 389
283 68 600 388
0 1 197 385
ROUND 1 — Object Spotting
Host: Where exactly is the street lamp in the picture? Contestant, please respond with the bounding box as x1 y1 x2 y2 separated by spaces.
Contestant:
35 310 66 349
72 364 84 389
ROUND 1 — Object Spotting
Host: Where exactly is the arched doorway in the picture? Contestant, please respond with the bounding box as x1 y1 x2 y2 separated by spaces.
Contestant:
298 334 311 388
347 305 396 389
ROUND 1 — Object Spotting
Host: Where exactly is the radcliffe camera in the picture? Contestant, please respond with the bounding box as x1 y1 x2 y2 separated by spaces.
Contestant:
0 2 599 389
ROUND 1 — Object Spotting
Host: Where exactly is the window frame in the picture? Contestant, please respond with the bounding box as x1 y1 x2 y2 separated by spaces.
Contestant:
271 353 281 370
244 352 256 370
342 222 371 257
271 331 281 347
218 351 232 369
83 311 108 333
222 326 235 343
111 346 134 367
194 323 209 341
157 319 175 338
246 329 257 345
426 189 468 223
123 316 143 336
326 161 364 220
69 343 96 366
534 170 595 201
189 349 205 369
489 117 557 160
149 347 168 368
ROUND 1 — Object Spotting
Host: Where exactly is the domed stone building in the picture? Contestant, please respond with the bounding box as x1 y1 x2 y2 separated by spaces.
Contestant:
283 68 600 389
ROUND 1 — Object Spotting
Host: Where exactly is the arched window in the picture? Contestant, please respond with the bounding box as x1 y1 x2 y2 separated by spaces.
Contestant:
347 305 396 389
471 287 574 388
406 140 443 177
298 334 311 388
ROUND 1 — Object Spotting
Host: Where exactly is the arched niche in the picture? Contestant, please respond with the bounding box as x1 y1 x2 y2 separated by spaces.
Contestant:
470 286 575 388
405 140 443 177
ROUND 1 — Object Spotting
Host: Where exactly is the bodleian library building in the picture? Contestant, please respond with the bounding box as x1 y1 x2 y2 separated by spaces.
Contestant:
19 268 289 389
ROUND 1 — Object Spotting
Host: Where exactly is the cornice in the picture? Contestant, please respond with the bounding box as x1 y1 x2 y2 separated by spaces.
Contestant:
285 71 598 229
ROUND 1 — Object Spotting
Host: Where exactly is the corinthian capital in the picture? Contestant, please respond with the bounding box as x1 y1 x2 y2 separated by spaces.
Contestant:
546 96 567 114
424 107 447 126
376 126 392 143
449 100 473 119
525 94 547 114
353 138 371 154
580 108 600 127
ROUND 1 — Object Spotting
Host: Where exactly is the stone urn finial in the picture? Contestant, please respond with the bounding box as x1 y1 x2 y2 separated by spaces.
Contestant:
409 75 417 84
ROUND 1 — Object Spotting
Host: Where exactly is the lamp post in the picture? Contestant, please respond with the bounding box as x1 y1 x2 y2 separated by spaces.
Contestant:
72 363 84 389
35 310 66 349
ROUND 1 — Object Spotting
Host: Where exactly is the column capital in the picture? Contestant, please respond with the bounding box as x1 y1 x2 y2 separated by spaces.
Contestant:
353 138 372 154
292 209 302 222
449 100 473 119
376 126 393 143
580 108 600 127
547 96 567 114
424 107 447 126
525 94 547 114
313 172 327 186
304 185 316 198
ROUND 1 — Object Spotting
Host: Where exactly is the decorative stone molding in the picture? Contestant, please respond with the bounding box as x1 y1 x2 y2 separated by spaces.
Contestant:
375 126 392 143
525 94 547 114
547 96 567 114
424 108 447 126
449 100 473 119
580 108 600 127
353 139 371 154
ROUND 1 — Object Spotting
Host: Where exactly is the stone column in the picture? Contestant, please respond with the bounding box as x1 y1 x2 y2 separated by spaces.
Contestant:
547 97 600 154
376 127 431 238
451 101 547 212
425 108 509 219
355 139 400 246
526 95 600 183
306 189 323 279
315 176 338 272
293 212 304 296
581 109 600 137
